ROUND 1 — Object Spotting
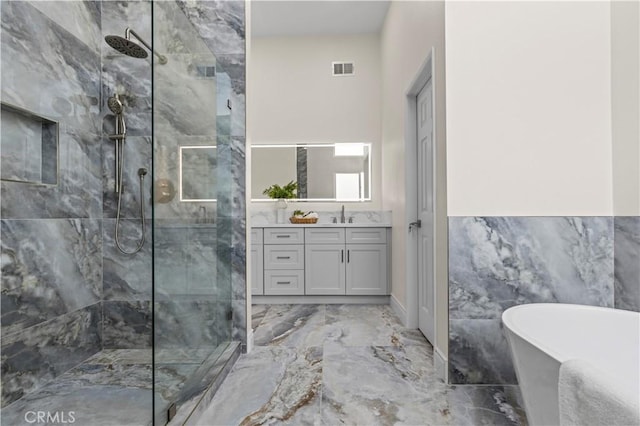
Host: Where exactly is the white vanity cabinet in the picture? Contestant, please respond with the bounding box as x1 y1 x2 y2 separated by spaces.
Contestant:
251 226 390 297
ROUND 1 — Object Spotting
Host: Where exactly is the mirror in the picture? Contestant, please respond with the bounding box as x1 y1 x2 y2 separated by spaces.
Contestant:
179 145 217 202
251 143 371 202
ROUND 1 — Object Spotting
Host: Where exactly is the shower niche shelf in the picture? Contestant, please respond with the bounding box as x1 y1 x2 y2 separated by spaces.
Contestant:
0 102 59 185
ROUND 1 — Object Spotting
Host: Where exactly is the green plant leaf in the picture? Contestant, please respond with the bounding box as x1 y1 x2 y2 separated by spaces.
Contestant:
262 180 298 199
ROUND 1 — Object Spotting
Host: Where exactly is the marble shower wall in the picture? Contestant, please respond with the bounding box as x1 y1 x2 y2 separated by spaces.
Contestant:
101 0 153 349
448 217 614 385
614 216 640 312
1 0 103 407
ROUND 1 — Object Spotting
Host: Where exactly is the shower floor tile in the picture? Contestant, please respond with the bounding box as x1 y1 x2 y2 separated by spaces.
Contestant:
194 304 529 426
0 347 229 426
84 348 152 365
0 362 153 426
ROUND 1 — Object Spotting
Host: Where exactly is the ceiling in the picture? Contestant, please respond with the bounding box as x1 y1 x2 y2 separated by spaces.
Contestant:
251 1 391 37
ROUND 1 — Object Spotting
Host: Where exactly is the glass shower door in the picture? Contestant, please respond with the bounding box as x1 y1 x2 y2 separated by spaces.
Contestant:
151 2 233 423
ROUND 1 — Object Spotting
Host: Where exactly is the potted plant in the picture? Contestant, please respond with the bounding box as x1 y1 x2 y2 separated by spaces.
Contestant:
263 181 297 223
262 180 298 199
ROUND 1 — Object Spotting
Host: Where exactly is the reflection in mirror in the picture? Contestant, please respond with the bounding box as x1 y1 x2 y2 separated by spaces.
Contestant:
251 143 371 202
179 145 217 202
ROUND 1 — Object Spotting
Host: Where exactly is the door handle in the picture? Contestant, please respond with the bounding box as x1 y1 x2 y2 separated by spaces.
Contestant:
347 250 350 263
341 249 344 263
409 219 422 233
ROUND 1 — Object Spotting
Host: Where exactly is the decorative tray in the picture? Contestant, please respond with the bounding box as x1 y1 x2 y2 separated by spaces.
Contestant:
289 217 318 224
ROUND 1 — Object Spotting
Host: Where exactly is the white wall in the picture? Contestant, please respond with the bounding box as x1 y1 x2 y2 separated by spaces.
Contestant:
611 1 640 216
249 34 382 211
380 1 448 352
445 1 613 217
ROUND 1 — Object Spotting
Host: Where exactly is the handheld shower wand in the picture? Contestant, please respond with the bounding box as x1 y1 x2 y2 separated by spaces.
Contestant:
107 93 146 255
107 94 126 193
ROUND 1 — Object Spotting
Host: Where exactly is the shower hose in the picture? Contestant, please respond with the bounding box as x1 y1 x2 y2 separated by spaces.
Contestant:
114 139 147 255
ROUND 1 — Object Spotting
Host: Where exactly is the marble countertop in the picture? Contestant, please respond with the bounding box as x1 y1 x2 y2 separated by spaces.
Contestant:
252 223 391 228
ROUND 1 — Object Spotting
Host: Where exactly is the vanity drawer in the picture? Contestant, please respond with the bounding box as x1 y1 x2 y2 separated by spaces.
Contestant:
251 228 263 245
264 245 304 269
305 228 345 244
264 228 304 244
346 228 387 244
264 270 304 295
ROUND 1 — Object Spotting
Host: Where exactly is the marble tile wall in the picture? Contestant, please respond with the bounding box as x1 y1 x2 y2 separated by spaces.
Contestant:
100 0 153 350
1 1 102 219
1 1 104 407
448 217 615 385
614 216 640 312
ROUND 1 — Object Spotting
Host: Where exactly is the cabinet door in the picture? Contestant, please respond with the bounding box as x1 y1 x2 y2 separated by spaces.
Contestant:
251 244 264 295
346 244 388 295
305 244 346 295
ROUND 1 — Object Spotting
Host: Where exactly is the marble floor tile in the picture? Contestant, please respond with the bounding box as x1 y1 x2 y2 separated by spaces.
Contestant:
194 304 528 426
325 304 424 348
193 346 322 426
84 349 152 365
0 346 237 426
251 304 270 330
322 342 444 425
253 304 325 348
1 362 152 426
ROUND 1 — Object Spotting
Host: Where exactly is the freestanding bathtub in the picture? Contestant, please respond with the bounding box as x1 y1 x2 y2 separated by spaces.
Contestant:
502 303 640 426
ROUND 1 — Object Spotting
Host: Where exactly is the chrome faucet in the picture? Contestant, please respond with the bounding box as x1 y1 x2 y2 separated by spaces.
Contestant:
340 205 345 223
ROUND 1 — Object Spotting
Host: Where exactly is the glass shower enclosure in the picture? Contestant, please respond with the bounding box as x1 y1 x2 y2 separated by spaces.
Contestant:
0 1 242 425
151 1 237 423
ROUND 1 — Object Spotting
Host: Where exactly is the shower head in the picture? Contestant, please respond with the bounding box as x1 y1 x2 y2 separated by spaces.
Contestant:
105 35 148 59
107 93 123 115
104 28 167 65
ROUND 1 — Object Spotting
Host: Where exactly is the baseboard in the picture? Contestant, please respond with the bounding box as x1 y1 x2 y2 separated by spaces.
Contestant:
434 346 448 383
390 294 408 326
252 295 390 305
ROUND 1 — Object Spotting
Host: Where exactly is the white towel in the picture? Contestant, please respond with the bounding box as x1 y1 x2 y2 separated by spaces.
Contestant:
559 358 640 426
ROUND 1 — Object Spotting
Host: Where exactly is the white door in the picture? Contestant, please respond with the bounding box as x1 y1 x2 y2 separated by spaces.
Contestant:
416 79 435 344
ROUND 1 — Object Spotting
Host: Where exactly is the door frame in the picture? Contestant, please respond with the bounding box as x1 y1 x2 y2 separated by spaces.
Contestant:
403 49 437 339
